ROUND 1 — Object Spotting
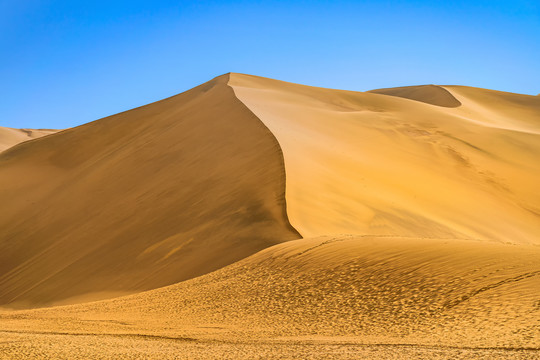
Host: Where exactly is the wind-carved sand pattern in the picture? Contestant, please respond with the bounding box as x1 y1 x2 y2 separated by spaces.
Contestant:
1 74 540 359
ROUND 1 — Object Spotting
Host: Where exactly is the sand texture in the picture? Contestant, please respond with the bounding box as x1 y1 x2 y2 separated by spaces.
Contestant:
1 73 539 359
1 236 539 358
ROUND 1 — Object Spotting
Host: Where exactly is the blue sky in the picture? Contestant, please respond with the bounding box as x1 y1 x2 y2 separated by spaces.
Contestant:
1 0 539 129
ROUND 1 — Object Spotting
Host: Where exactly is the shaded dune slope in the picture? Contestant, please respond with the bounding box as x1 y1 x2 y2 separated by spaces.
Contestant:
0 74 300 308
368 85 462 108
229 73 540 243
2 236 539 349
0 127 57 152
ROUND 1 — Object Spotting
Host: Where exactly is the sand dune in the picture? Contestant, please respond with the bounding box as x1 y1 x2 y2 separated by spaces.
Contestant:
1 73 540 358
0 74 299 308
230 73 540 243
0 127 57 152
1 236 539 358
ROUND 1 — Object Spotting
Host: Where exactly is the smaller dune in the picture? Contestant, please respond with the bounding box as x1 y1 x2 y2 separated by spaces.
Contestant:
368 84 462 107
0 127 57 152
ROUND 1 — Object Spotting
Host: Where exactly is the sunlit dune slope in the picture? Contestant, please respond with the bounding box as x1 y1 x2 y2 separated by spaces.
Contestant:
230 73 540 243
0 74 300 308
2 236 539 350
0 127 57 152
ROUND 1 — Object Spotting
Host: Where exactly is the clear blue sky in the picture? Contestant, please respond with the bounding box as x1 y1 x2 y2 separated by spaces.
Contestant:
2 0 539 129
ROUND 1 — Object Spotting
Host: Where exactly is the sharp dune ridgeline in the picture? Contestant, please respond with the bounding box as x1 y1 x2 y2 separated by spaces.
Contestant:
1 73 540 359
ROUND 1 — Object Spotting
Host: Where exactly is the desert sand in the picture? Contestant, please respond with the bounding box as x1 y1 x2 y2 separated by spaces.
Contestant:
230 74 540 242
1 73 539 359
0 75 299 308
0 127 56 153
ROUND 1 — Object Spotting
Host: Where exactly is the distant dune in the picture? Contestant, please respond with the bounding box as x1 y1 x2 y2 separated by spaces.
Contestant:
368 84 462 107
1 74 539 358
0 127 57 152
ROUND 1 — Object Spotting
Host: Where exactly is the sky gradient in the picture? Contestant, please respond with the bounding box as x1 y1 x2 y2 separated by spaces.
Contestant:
2 0 539 129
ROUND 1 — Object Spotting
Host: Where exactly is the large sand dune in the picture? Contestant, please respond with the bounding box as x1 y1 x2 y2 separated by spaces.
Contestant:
0 74 299 308
0 127 57 152
1 73 539 358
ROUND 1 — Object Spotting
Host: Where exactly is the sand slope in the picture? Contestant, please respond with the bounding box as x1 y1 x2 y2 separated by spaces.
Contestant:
230 73 540 243
1 236 538 358
0 74 299 308
0 127 57 152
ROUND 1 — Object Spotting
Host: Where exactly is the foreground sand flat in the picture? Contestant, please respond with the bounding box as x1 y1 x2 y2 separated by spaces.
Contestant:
1 74 539 358
1 236 539 358
4 335 538 360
